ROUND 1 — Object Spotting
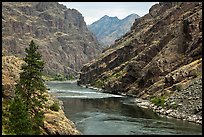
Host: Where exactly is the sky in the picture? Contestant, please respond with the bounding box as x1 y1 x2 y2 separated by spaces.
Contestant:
59 2 158 25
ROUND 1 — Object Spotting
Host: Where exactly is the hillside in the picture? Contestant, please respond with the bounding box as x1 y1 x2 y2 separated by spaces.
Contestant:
88 14 140 47
2 2 102 78
2 55 81 135
78 2 202 124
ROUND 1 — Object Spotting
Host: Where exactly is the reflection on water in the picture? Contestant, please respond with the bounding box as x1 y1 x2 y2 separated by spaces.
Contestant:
60 97 202 135
46 81 202 135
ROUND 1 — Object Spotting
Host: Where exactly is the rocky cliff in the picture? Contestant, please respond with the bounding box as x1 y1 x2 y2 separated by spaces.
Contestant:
88 14 140 47
2 55 81 135
78 2 202 123
2 2 102 77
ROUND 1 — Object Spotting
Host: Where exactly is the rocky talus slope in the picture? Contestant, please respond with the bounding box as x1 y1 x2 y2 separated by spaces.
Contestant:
88 14 140 47
135 76 202 125
2 55 81 135
2 2 101 77
78 2 202 124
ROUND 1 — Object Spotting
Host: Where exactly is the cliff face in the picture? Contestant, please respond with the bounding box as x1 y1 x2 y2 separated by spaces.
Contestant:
2 55 81 135
78 2 202 113
88 14 140 47
2 2 102 77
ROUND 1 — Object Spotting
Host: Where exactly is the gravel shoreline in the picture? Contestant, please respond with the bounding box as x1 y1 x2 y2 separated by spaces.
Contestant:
135 98 202 125
134 77 202 125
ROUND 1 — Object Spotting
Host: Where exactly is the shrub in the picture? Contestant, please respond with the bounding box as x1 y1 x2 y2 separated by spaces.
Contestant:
113 72 121 78
94 79 104 88
50 102 60 112
66 74 75 80
53 74 66 81
150 96 166 107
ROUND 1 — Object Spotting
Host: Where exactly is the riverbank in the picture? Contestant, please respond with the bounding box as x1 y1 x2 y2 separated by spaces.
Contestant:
79 76 202 126
43 93 81 135
134 98 202 125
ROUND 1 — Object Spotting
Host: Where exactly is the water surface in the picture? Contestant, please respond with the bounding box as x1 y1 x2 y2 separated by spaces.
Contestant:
46 81 202 135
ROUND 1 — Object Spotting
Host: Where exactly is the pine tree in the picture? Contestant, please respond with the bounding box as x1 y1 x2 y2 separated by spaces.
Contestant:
8 96 33 135
8 40 48 135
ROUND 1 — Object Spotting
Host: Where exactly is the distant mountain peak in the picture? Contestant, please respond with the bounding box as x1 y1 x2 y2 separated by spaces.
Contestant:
88 13 140 47
102 15 109 18
100 15 119 21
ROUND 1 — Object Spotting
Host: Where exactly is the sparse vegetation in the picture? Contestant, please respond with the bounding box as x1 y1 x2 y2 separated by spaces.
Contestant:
94 79 105 88
54 73 75 81
112 71 123 79
191 70 202 78
43 73 76 81
53 73 66 81
175 84 182 91
150 96 166 107
50 102 60 112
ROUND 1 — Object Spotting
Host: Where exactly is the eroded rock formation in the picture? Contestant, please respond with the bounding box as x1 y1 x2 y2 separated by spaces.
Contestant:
2 2 102 77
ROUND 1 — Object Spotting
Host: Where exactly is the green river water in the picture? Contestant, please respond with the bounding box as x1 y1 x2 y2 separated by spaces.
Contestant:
46 81 202 135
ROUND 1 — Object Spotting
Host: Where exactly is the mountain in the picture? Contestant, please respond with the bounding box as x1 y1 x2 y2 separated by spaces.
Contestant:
88 14 140 47
2 2 102 78
78 2 202 124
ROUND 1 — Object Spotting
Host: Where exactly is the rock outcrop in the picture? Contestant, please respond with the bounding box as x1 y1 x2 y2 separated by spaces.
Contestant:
2 2 102 77
88 14 140 47
2 55 81 135
78 2 202 123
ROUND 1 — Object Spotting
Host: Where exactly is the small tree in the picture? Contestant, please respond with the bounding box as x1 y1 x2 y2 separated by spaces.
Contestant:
8 40 48 135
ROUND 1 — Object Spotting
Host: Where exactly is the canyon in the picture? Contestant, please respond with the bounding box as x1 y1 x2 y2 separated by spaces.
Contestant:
78 2 202 125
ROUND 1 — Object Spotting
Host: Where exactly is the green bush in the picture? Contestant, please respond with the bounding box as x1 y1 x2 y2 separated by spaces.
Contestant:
53 74 66 81
66 74 75 80
151 96 166 107
50 102 60 112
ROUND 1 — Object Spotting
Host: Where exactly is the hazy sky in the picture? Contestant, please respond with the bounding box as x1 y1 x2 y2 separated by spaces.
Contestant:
59 2 158 25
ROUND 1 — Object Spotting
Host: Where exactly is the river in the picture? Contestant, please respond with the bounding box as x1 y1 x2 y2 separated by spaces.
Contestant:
45 81 202 135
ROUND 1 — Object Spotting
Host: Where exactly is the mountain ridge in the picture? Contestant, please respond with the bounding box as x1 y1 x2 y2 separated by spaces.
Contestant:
88 13 140 47
2 2 102 78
